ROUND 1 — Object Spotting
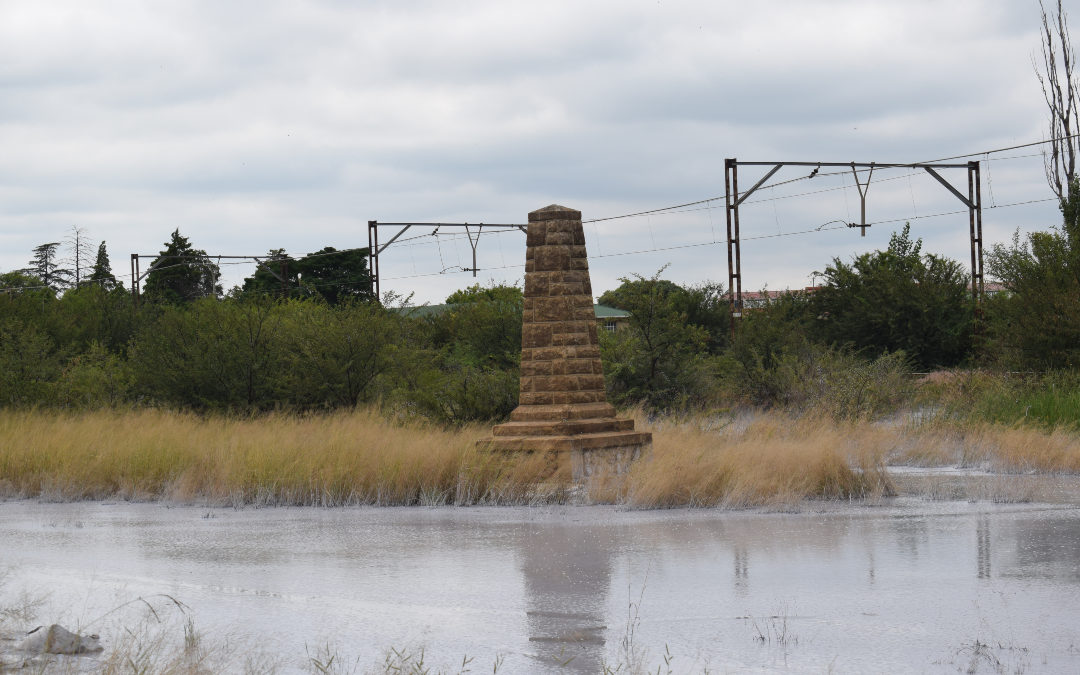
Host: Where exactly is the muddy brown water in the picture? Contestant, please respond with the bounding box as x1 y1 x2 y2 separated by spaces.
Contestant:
1 489 1079 673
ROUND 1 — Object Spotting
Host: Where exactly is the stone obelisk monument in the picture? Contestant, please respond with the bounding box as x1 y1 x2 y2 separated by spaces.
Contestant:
483 204 651 478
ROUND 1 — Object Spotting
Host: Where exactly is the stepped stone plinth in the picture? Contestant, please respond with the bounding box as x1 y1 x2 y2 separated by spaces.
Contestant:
481 204 651 479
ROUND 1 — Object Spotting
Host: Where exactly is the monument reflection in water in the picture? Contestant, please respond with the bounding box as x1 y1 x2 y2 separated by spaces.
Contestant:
518 523 613 671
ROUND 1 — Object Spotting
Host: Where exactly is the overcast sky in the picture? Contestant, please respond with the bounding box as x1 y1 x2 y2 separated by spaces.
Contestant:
0 0 1066 303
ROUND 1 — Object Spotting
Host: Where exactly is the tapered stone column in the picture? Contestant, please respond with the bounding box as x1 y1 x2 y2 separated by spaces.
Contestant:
482 204 651 478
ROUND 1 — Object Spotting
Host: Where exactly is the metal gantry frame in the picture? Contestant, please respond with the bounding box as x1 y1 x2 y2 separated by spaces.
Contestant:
724 159 983 326
367 221 526 299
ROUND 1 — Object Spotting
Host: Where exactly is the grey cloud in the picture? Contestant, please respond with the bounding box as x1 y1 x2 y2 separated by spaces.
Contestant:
0 0 1066 302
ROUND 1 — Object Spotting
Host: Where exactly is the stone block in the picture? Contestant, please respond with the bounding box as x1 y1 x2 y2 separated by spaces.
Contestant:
522 324 553 348
524 275 549 296
534 297 571 322
519 391 555 406
568 391 607 404
551 359 590 376
534 246 570 271
552 331 591 346
571 305 594 321
521 361 552 376
577 374 606 390
549 282 583 297
562 345 601 359
523 347 567 361
529 375 560 392
529 205 582 222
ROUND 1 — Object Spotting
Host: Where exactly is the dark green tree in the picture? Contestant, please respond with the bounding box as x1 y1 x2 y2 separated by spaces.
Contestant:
293 247 374 305
0 270 49 292
240 247 374 303
241 249 297 297
24 242 72 292
987 224 1080 367
53 283 137 355
277 299 405 408
0 318 59 406
597 271 718 409
143 229 221 303
129 296 283 410
89 241 119 291
404 283 523 423
438 283 523 369
808 224 972 369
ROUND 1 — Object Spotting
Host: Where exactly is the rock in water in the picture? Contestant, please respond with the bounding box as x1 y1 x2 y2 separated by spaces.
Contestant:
19 624 103 654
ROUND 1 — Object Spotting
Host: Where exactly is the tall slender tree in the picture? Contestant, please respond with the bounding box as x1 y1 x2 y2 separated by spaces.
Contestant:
89 241 119 290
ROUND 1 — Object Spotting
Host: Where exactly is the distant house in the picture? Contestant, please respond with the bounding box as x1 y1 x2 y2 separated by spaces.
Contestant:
979 281 1007 297
732 288 818 310
594 303 631 333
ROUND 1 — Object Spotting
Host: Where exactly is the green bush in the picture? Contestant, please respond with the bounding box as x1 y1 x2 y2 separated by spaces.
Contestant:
56 341 134 408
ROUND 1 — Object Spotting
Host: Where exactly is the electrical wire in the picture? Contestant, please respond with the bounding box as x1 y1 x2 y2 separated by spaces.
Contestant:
582 135 1074 226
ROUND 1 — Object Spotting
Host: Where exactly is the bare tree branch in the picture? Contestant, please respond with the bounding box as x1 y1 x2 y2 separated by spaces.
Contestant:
1038 0 1079 202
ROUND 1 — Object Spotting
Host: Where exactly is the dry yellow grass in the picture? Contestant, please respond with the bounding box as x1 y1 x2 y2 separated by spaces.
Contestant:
894 419 1080 473
0 408 903 508
0 408 519 506
621 413 895 508
6 407 1076 508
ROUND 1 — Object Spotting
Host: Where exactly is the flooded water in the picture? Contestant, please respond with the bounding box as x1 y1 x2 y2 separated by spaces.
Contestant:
2 498 1080 673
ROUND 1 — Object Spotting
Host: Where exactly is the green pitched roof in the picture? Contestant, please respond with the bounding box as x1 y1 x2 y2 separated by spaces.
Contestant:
593 303 631 319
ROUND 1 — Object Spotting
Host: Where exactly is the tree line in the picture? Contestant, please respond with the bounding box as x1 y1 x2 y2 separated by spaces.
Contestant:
2 204 1079 422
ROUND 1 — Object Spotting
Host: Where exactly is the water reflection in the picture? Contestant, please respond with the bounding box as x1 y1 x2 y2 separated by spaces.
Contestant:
977 516 992 579
998 511 1080 581
2 502 1080 673
518 525 612 672
733 545 749 597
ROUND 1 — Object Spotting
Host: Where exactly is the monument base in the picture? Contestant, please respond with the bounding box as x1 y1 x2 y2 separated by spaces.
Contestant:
481 402 652 482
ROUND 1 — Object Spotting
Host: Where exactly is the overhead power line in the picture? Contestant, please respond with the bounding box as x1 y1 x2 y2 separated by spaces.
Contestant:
583 135 1075 226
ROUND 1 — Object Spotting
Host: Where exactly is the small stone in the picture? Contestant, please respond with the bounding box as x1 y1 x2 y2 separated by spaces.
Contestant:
19 624 103 655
